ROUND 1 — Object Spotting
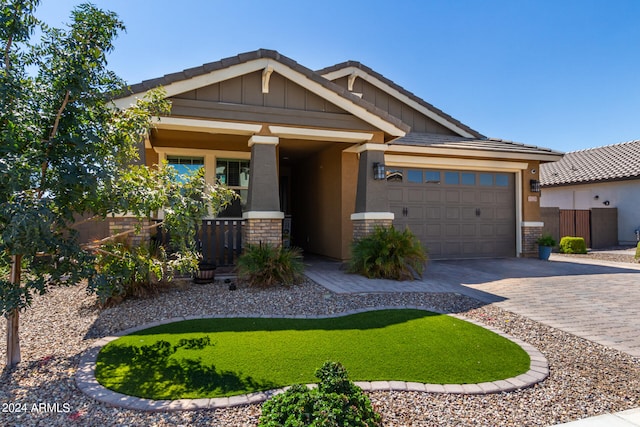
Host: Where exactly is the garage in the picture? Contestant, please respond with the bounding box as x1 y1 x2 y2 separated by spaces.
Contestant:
388 168 516 259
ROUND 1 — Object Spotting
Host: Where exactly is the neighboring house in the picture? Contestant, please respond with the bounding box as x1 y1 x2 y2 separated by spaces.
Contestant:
540 140 640 246
112 49 562 261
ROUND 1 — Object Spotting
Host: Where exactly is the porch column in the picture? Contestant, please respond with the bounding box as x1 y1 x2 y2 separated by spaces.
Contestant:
243 135 284 247
350 144 394 240
522 221 544 257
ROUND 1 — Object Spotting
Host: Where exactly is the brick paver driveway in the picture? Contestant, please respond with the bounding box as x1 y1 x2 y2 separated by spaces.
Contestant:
458 255 640 358
306 254 640 358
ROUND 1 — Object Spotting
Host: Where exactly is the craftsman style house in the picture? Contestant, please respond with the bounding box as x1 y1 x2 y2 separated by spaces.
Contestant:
113 49 562 261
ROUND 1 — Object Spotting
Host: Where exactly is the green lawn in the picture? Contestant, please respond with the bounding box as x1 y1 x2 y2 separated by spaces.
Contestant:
96 309 530 400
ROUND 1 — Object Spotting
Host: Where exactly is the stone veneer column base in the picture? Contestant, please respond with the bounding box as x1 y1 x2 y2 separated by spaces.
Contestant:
108 217 153 247
242 212 284 247
522 223 544 258
351 213 395 241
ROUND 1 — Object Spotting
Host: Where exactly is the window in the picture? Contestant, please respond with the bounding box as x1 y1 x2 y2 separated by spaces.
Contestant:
425 171 440 183
216 159 250 217
407 170 422 183
495 174 509 187
166 156 204 181
386 169 403 182
461 172 476 185
216 159 250 186
444 172 459 185
480 173 494 186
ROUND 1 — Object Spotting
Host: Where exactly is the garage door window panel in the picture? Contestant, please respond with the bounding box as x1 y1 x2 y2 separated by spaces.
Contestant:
445 172 459 184
480 173 494 186
425 171 441 184
461 173 476 185
407 170 422 183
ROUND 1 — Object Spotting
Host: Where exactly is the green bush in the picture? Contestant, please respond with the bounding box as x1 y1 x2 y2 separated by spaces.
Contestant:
91 240 176 305
635 242 640 261
348 226 427 280
259 361 382 427
236 243 304 287
559 236 588 254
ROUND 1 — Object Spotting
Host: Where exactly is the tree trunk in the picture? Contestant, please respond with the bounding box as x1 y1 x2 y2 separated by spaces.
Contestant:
6 255 22 368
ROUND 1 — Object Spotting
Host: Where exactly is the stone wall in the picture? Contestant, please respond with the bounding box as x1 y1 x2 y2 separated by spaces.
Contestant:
522 225 543 257
243 218 283 247
352 219 393 241
107 217 154 247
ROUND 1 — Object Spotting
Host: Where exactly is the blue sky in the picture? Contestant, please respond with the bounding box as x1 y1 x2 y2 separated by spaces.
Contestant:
34 0 640 153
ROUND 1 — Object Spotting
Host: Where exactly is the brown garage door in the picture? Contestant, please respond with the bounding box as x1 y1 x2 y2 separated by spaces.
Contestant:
388 168 516 259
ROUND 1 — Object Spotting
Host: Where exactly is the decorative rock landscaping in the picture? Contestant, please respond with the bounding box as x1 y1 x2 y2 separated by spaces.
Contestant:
1 252 639 426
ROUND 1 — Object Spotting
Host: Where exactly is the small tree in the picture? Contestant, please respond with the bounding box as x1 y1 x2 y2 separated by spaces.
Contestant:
0 1 233 368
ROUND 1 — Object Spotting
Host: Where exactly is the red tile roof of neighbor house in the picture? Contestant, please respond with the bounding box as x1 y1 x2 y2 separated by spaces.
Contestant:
540 140 640 187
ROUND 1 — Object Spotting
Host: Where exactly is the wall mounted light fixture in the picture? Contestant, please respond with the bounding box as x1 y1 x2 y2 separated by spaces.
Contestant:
603 200 610 206
373 162 386 180
529 179 541 193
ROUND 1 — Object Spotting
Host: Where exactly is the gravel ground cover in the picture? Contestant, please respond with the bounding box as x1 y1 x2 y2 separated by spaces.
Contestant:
1 252 639 426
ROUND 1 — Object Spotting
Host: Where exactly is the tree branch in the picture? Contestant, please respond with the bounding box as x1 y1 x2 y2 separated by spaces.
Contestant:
4 34 12 70
89 220 163 246
48 90 70 142
38 90 71 198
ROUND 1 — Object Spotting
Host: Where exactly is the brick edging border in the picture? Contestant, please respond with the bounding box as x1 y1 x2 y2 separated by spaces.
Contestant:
75 307 549 412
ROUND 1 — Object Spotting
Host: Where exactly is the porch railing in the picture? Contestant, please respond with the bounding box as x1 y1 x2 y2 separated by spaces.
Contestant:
155 218 244 267
197 218 244 267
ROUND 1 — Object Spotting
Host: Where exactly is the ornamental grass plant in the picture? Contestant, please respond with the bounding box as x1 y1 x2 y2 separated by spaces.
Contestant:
236 243 304 287
348 226 427 280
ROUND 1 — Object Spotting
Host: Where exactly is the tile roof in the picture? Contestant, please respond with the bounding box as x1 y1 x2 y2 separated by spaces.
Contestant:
317 61 485 139
393 132 564 158
120 49 410 134
540 140 640 186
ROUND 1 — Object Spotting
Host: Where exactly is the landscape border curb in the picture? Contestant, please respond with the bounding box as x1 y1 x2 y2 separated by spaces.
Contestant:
75 307 549 412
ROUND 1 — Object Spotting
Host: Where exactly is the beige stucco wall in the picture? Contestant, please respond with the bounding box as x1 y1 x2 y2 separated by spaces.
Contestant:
294 144 345 259
522 161 542 222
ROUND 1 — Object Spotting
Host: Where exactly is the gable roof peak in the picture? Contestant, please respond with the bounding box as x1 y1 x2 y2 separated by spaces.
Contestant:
317 60 485 139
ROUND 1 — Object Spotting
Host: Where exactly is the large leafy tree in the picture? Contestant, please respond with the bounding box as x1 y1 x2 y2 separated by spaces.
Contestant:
0 1 231 368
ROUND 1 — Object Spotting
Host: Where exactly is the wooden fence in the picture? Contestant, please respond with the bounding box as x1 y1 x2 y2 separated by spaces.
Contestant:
559 210 591 248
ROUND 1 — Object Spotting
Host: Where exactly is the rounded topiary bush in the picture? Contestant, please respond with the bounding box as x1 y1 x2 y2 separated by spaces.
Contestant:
559 236 588 254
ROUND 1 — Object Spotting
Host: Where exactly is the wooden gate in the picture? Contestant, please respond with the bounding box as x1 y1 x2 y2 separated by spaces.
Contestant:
559 210 591 247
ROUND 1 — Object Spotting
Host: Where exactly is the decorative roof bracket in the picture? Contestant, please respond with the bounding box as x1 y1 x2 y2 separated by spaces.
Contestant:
262 66 274 94
348 72 358 91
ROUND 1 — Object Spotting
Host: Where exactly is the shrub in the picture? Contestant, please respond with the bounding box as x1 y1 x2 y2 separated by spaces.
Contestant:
90 238 197 305
536 234 556 247
259 361 382 427
348 226 427 280
636 242 640 262
559 236 588 254
236 243 304 287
